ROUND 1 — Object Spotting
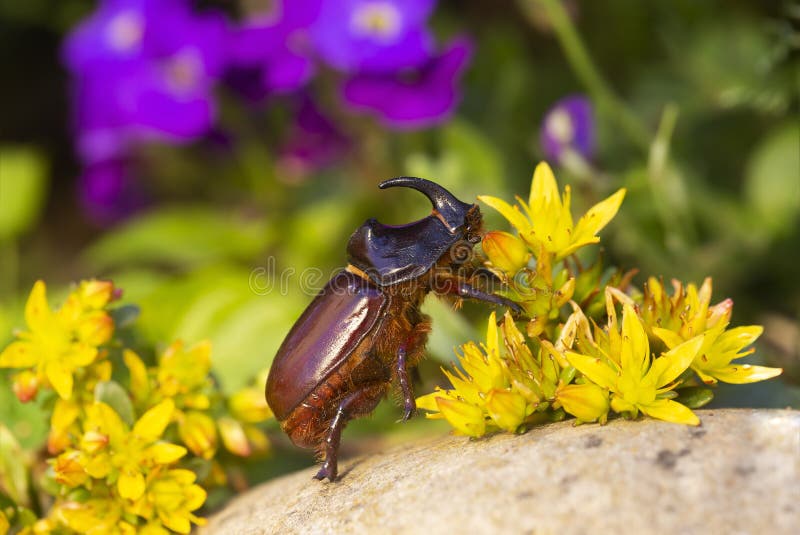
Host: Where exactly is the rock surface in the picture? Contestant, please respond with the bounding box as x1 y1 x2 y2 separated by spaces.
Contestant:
204 409 799 534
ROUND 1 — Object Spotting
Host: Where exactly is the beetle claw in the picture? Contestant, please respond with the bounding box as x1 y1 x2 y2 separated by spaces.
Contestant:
314 463 337 482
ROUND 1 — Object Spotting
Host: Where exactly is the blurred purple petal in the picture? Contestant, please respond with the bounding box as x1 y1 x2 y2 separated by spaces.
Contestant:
311 0 435 74
225 0 320 98
78 159 147 226
64 0 226 162
342 38 472 130
540 95 595 163
280 97 350 176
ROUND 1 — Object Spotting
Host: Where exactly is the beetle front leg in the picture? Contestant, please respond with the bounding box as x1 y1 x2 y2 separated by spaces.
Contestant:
437 277 523 314
314 383 386 482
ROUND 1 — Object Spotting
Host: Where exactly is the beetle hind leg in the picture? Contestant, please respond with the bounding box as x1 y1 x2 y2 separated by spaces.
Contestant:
313 383 387 482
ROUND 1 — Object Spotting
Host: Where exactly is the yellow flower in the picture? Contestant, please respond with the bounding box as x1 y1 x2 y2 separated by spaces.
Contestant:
417 312 539 436
61 497 136 535
0 280 115 400
643 277 782 385
73 400 186 501
0 510 8 535
478 162 625 261
129 469 207 534
566 304 704 425
156 340 212 405
481 231 531 276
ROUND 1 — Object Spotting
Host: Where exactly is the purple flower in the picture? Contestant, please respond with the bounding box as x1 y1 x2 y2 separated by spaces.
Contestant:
225 0 321 100
539 95 595 164
279 97 350 177
63 0 227 162
342 38 472 130
311 0 435 73
78 159 147 225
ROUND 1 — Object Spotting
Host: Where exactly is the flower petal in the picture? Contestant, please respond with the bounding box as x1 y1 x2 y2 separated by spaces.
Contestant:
651 327 685 350
647 334 704 387
620 304 649 377
25 280 52 332
706 364 782 384
0 341 38 368
147 442 188 464
123 349 150 401
46 360 74 400
529 161 561 211
639 399 699 426
435 397 486 437
556 383 609 423
565 351 618 391
714 326 763 356
572 188 626 246
133 399 175 441
477 195 532 235
118 469 146 500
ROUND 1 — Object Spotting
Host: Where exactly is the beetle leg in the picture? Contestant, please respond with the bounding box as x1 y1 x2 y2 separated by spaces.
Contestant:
397 346 416 421
450 280 523 314
314 384 386 482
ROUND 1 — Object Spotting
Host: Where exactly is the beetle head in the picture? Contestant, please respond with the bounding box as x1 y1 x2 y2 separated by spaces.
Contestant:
347 178 481 286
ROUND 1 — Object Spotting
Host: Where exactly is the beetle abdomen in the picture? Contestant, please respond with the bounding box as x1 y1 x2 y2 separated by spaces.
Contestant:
265 270 387 421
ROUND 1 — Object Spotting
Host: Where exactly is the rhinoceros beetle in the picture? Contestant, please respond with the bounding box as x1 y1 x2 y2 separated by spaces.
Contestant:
265 177 519 481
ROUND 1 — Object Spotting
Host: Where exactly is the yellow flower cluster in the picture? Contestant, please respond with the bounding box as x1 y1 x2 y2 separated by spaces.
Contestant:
419 162 782 435
0 280 115 401
0 280 274 534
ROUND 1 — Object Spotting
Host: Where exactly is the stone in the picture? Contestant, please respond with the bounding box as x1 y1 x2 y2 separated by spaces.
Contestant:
204 409 799 534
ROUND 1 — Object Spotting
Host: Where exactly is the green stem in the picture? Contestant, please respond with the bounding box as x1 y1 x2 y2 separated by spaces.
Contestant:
523 0 651 151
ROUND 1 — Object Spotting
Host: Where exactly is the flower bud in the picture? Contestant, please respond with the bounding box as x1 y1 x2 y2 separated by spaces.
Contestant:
229 387 273 423
482 231 530 275
54 451 89 488
12 370 39 402
75 311 114 346
218 417 250 457
76 280 117 310
485 389 528 432
179 411 218 460
554 277 576 308
556 383 609 423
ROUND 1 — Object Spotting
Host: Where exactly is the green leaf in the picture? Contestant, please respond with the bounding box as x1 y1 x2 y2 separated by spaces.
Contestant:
0 146 47 240
0 425 30 506
0 375 47 450
84 206 272 270
95 380 135 426
744 123 800 235
675 387 715 409
110 305 140 329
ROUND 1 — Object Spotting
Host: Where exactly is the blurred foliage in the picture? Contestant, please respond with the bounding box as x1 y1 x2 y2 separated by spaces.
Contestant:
0 0 798 521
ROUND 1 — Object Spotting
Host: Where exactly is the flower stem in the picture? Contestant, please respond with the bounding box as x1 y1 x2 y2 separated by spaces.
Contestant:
522 0 651 151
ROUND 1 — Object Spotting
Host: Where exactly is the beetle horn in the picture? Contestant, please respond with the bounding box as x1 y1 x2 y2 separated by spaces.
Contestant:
379 177 473 233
